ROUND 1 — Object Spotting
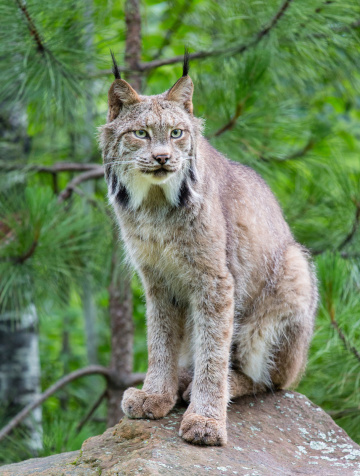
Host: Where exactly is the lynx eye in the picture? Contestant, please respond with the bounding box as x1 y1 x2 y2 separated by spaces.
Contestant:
134 130 148 139
171 129 183 139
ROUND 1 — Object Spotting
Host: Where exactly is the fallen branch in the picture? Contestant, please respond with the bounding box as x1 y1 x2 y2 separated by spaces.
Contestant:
0 365 112 442
57 166 104 202
0 366 146 442
96 0 293 76
0 162 102 174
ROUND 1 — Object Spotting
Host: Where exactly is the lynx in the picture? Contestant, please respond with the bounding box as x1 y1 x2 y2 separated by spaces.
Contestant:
98 51 318 446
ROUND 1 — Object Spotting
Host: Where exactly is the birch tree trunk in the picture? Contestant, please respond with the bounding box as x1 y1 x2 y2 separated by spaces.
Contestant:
0 306 43 453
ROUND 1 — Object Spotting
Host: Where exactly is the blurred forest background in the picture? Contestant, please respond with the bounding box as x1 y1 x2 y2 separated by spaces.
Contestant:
0 0 360 465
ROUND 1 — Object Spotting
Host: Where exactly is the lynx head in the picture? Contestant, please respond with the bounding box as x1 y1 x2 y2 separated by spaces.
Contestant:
99 50 203 209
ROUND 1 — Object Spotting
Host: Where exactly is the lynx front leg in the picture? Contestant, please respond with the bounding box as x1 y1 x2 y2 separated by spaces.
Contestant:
179 274 234 446
122 284 183 420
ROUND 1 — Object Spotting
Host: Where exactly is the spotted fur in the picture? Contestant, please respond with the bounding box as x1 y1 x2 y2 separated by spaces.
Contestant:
98 58 318 446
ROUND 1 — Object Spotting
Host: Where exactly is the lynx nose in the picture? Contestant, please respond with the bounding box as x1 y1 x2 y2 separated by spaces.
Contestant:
154 154 170 165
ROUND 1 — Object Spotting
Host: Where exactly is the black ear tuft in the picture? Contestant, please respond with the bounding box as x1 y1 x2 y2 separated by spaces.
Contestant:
182 47 190 77
110 50 121 80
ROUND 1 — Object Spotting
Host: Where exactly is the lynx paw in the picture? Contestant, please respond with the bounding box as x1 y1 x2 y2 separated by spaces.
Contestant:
179 413 227 446
181 382 192 403
121 387 175 419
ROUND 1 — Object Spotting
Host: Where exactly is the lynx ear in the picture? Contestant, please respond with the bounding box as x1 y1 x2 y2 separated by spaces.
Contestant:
107 79 141 122
166 76 194 114
166 48 193 114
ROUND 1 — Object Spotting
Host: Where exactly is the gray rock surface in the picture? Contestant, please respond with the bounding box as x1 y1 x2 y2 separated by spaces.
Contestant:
1 391 360 475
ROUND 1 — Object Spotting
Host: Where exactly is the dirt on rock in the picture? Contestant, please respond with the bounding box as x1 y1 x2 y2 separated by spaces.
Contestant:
1 390 360 475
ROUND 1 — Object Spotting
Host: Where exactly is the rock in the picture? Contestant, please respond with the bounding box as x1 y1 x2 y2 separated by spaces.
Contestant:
1 391 360 475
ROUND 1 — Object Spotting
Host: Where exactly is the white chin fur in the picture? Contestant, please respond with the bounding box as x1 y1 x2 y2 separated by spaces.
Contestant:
143 171 175 185
127 168 184 208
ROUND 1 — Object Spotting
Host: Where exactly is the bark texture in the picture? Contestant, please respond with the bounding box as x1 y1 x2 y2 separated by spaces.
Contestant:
2 391 360 475
106 243 134 427
125 0 142 91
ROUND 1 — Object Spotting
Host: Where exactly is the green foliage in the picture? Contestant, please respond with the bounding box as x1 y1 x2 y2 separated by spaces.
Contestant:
0 0 90 121
0 186 111 313
298 253 360 441
0 0 359 465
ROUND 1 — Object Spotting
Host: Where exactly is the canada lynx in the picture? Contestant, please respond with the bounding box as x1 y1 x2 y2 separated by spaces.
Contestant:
99 52 318 446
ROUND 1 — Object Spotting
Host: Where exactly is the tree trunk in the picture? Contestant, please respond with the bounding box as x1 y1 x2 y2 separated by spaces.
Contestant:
0 306 43 453
106 242 134 427
125 0 142 91
80 0 99 366
82 275 98 365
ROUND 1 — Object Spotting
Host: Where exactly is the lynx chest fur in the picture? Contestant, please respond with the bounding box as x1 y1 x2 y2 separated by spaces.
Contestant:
99 52 318 447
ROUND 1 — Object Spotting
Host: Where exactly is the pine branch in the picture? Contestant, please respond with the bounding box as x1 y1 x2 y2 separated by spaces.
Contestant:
327 407 360 419
140 0 293 70
338 200 360 250
260 139 315 162
0 366 145 442
0 228 40 264
340 252 360 259
7 240 38 264
328 303 360 364
315 199 360 255
12 0 83 105
15 0 46 54
75 389 108 434
314 0 334 15
57 167 104 202
211 101 245 137
152 0 193 61
96 0 293 76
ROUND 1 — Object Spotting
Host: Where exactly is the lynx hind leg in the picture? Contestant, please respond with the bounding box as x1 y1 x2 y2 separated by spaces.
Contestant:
229 370 266 399
178 367 193 402
270 320 312 389
234 245 317 392
271 244 317 389
233 313 312 396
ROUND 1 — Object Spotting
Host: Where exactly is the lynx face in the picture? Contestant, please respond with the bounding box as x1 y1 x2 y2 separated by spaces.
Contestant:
99 75 203 208
114 102 194 185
